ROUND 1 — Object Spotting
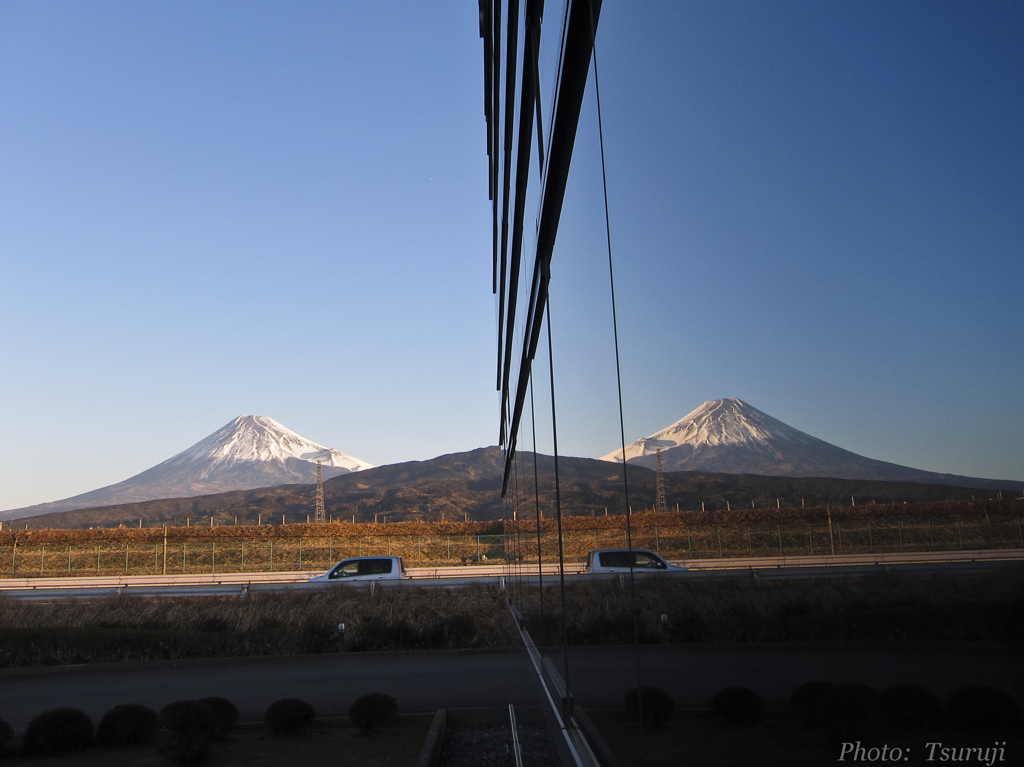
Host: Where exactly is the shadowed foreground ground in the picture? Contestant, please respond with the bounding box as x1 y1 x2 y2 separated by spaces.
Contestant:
0 643 1019 733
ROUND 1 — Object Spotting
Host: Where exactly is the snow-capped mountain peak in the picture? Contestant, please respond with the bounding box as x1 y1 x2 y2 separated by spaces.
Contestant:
173 415 373 473
602 398 813 462
599 397 1021 486
1 415 373 519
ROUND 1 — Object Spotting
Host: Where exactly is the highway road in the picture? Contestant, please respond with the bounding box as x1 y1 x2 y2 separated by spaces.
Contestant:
0 643 1019 733
0 548 1020 599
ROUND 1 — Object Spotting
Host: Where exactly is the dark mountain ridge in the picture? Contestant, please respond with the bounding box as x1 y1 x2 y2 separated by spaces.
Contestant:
9 447 1018 530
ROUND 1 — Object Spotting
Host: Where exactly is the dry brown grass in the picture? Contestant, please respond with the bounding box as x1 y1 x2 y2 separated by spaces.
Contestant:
516 566 1024 645
2 500 1021 578
0 585 516 668
1 565 1020 669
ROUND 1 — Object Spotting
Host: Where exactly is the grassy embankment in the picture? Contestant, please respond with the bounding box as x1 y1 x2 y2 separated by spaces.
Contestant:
0 567 1020 668
1 499 1021 578
516 566 1024 645
0 585 516 668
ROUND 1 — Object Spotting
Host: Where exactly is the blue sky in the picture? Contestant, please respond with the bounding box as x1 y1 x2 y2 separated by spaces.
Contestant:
1 1 1021 510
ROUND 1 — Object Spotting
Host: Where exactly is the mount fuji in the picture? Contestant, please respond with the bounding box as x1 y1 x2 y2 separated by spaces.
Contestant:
1 416 373 520
602 398 1023 489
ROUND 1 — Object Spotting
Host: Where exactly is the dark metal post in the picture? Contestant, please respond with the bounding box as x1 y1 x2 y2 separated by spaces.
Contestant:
337 623 346 653
661 614 669 644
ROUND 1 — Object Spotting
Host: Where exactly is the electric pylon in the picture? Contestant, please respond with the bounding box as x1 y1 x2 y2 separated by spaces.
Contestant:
314 460 326 523
655 449 668 514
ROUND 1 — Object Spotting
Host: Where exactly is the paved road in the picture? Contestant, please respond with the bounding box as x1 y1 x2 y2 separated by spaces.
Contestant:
2 548 1020 600
2 557 1021 600
1 643 1019 732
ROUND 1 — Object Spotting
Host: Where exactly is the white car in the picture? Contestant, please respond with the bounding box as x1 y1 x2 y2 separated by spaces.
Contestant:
309 555 407 582
585 549 687 574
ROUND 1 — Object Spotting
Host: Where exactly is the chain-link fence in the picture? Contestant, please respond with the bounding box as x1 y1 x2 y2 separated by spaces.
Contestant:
2 514 1021 578
1 534 510 577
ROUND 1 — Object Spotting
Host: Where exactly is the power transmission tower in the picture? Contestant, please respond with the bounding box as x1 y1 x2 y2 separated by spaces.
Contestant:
655 449 668 514
314 460 326 523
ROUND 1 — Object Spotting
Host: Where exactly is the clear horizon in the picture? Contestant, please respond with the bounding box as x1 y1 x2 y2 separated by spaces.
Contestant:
2 1 1022 509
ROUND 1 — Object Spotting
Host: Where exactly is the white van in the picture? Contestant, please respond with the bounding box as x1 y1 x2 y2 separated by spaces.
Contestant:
586 549 686 574
308 555 407 582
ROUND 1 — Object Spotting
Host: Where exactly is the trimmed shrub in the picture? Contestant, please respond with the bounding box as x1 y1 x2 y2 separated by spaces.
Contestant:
198 697 239 742
0 718 12 753
264 698 316 737
818 684 881 740
159 700 217 765
947 685 1024 734
624 687 676 726
22 707 95 756
711 687 764 725
97 704 160 747
791 681 837 726
880 684 943 729
349 694 398 733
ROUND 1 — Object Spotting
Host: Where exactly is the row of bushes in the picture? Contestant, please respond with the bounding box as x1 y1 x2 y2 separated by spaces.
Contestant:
625 682 1024 737
0 693 398 763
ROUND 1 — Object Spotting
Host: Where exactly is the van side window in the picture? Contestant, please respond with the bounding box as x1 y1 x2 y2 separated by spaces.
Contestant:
633 553 666 569
330 561 361 578
358 559 393 576
599 552 632 568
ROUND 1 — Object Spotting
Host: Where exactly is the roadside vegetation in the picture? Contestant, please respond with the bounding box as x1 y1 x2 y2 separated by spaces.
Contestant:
596 681 1023 766
0 586 516 668
1 499 1021 578
0 568 1020 669
517 567 1024 645
0 695 428 766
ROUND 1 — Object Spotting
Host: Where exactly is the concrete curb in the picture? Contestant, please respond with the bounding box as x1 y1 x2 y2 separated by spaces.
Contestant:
414 709 446 767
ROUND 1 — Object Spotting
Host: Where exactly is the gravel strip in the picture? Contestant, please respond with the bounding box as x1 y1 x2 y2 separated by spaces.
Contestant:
439 724 560 767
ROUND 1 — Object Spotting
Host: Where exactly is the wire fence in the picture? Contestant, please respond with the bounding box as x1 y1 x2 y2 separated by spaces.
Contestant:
2 514 1021 578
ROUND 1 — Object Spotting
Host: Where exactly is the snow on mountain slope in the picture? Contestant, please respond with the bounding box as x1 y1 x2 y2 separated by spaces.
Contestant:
169 416 372 475
602 399 817 462
1 416 372 519
601 398 1021 487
